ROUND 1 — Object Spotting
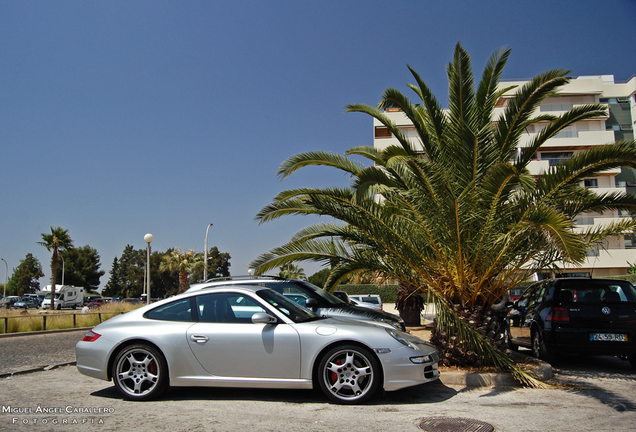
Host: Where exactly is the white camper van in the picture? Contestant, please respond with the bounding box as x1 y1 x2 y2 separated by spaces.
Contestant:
41 285 85 310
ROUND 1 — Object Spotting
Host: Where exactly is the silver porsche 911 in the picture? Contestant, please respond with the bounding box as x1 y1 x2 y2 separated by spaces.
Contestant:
76 285 439 404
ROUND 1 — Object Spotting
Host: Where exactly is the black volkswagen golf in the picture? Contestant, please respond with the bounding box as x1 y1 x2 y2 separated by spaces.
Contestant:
506 278 636 367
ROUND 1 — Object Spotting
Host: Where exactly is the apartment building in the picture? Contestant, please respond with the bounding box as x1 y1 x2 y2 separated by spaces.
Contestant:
373 75 636 278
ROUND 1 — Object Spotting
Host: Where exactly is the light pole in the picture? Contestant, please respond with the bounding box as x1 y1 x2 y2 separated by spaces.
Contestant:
61 256 65 286
1 258 7 298
204 223 213 281
144 233 154 305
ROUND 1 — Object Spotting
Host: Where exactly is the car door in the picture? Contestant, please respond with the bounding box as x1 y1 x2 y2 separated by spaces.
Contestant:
186 292 301 379
508 283 547 343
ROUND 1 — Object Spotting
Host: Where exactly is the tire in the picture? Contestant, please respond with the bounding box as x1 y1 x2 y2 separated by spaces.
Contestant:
505 325 518 351
317 345 381 404
629 356 636 370
56 304 61 310
532 329 554 363
112 344 168 401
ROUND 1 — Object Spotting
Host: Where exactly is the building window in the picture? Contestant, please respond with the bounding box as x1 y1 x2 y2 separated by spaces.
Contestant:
625 234 636 249
584 179 598 188
540 152 573 166
540 103 574 112
374 127 392 138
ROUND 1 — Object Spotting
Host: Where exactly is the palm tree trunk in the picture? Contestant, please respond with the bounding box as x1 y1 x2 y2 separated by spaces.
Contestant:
395 281 424 327
51 248 58 310
430 303 508 367
179 269 188 293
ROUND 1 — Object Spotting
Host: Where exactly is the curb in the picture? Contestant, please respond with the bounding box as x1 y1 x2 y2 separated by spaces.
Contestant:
439 360 553 387
0 327 91 339
1 362 77 379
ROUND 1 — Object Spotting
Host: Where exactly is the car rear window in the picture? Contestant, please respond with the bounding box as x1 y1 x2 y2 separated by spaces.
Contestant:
557 280 636 304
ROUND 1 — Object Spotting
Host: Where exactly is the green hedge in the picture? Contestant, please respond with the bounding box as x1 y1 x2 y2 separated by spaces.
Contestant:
334 284 399 303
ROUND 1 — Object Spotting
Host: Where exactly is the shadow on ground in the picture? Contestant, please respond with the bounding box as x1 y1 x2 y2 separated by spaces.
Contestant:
91 381 458 405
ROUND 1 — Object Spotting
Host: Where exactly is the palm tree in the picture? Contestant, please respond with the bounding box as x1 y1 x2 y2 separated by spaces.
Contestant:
250 43 636 385
277 263 306 280
160 249 203 293
38 227 73 310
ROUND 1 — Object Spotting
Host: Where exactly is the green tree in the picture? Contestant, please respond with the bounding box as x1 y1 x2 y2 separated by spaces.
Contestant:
250 43 636 385
308 268 331 288
277 263 306 280
6 253 44 296
190 246 231 282
159 249 203 293
38 227 73 310
58 245 105 291
103 245 145 299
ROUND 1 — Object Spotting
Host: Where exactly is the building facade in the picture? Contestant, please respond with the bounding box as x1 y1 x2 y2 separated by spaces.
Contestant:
373 75 636 278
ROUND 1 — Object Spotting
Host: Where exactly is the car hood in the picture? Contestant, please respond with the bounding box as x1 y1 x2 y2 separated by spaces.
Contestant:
317 304 403 325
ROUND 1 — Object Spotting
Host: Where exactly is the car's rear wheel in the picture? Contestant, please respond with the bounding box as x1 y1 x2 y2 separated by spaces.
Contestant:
112 344 168 401
317 345 381 404
629 355 636 370
531 329 554 363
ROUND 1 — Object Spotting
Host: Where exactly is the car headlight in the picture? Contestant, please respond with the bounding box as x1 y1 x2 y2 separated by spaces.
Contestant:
409 355 433 364
385 328 419 351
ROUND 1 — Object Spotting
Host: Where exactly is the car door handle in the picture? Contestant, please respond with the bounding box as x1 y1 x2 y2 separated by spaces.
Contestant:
190 335 209 344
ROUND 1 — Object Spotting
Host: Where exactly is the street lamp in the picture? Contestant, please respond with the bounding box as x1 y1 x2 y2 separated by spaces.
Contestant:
204 223 213 281
144 233 154 305
1 258 7 298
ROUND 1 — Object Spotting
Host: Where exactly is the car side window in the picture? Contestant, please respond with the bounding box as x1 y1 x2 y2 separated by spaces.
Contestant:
196 293 266 323
145 298 194 322
516 285 536 308
527 283 547 308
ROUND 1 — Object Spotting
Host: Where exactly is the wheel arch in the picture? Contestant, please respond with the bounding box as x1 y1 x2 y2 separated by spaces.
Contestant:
310 340 384 390
107 339 169 381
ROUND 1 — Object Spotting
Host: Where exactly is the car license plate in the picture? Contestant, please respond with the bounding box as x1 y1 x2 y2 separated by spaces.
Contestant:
590 333 628 342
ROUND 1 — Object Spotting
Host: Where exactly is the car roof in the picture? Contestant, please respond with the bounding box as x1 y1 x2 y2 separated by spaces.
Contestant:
187 275 303 292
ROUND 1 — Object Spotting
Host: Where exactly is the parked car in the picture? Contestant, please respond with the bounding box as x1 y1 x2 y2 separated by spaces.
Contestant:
505 278 636 368
122 298 143 304
87 298 106 308
76 285 439 403
349 295 383 311
332 291 350 303
0 296 21 309
13 297 40 309
84 295 101 306
507 286 527 303
187 276 405 331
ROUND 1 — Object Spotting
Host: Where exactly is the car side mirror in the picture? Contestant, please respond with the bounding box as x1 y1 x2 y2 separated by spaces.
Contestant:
305 298 318 309
251 313 278 325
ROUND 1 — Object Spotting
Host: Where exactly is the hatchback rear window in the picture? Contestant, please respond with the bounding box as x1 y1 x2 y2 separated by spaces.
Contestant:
558 280 636 304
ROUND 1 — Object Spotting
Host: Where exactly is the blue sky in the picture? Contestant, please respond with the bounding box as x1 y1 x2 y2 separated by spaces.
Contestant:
1 1 635 289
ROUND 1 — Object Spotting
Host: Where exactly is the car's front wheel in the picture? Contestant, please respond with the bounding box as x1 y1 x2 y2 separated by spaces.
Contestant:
112 344 168 401
504 325 518 351
317 345 381 404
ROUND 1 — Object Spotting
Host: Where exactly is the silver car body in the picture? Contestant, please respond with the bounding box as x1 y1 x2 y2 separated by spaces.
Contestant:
76 285 439 402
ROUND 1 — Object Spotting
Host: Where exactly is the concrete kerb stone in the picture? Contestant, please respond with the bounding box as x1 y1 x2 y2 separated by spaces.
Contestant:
406 326 554 387
0 327 91 339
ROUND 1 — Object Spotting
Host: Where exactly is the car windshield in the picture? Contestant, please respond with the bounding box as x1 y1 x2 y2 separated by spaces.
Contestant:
256 289 323 323
558 280 636 304
263 281 344 307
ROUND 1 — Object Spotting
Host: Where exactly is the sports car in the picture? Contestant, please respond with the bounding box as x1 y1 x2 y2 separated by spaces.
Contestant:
76 285 439 404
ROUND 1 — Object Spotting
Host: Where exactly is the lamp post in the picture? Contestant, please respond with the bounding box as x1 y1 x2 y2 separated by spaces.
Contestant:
144 233 154 305
1 258 7 298
204 223 213 281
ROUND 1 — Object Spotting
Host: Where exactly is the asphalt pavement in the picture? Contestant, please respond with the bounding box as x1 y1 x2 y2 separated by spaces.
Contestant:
1 329 635 431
